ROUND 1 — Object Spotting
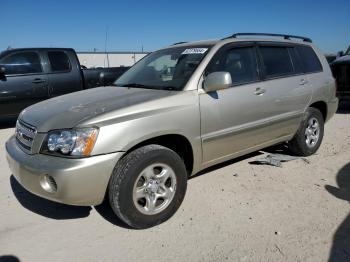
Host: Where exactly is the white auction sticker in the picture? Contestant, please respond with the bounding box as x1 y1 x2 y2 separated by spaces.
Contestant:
182 48 208 55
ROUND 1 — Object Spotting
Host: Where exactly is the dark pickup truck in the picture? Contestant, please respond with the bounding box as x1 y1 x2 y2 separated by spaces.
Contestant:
330 46 350 101
0 48 129 117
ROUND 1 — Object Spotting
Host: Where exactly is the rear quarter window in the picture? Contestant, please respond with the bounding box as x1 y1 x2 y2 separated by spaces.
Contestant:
48 51 71 72
296 45 323 73
288 47 304 74
259 46 294 78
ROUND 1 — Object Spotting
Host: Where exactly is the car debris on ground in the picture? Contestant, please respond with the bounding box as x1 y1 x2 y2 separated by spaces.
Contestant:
249 153 310 167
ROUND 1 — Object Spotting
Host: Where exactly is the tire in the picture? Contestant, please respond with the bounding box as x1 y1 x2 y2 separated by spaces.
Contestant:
288 107 324 156
108 144 187 229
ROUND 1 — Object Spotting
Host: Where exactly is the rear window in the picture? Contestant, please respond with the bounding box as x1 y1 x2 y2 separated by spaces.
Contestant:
296 45 323 73
48 51 71 72
1 52 42 75
259 46 293 78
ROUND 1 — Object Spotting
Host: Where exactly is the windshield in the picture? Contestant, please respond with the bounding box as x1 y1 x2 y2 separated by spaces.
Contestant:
115 46 212 90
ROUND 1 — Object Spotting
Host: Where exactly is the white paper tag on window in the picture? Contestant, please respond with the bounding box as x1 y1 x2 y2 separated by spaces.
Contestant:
182 48 208 55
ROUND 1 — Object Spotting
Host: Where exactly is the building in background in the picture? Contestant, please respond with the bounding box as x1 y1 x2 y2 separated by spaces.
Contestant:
77 51 149 68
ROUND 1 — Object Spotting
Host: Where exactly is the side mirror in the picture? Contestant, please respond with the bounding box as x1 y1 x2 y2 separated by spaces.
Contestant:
203 71 232 92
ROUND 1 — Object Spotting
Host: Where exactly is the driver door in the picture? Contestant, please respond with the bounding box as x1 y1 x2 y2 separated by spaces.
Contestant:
0 51 48 116
200 44 276 164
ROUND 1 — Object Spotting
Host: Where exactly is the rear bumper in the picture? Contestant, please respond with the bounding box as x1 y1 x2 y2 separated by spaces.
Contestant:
6 135 123 206
326 97 339 122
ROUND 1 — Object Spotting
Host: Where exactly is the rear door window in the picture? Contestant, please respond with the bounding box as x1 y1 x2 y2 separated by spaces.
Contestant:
295 45 323 73
1 52 42 75
206 46 259 86
48 51 71 72
259 46 294 78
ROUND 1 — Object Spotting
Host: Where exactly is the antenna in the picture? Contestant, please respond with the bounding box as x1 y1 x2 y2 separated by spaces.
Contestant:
104 27 110 67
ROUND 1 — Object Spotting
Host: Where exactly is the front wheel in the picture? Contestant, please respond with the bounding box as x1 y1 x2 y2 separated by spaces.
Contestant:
108 144 187 229
288 107 324 156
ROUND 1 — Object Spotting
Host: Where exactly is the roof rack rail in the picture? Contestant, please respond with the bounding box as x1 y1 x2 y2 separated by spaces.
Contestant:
223 33 312 43
172 41 187 46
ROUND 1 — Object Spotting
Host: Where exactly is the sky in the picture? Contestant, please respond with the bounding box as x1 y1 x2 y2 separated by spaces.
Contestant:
1 0 349 54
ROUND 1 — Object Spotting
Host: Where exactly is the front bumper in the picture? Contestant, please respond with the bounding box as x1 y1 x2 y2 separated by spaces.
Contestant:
326 97 339 122
6 135 123 206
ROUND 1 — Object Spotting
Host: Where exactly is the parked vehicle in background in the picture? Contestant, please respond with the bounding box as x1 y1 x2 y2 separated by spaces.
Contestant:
0 48 129 117
330 46 350 101
325 53 337 64
6 33 338 229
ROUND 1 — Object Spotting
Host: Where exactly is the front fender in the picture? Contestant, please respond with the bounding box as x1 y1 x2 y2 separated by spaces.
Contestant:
89 92 202 175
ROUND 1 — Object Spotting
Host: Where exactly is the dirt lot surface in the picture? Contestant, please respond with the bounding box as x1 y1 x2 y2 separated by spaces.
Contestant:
1 105 350 262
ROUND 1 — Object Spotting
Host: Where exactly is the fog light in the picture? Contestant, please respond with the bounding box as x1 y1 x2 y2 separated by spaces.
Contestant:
40 174 57 193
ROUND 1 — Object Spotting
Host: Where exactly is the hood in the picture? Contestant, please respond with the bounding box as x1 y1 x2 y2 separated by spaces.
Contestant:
331 55 350 66
19 86 176 132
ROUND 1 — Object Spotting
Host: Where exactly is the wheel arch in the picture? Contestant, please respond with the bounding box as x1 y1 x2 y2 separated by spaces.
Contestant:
122 133 195 176
309 101 327 121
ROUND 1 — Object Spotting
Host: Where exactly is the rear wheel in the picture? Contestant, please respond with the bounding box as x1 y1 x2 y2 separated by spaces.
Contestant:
288 107 324 156
108 144 187 229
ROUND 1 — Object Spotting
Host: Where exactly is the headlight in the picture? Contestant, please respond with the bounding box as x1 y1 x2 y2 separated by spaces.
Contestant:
43 128 99 157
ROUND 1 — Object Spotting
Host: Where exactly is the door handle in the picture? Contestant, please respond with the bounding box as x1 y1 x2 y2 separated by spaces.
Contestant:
299 79 308 86
254 87 266 96
32 78 46 84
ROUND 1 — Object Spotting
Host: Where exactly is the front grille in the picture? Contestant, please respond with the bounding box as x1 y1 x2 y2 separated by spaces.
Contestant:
15 120 37 153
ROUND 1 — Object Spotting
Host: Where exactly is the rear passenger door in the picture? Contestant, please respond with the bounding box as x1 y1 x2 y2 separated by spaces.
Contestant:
45 50 83 97
0 51 48 116
257 43 313 131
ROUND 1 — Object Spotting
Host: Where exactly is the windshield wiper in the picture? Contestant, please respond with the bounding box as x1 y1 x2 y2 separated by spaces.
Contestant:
159 86 178 90
120 83 154 89
119 83 179 91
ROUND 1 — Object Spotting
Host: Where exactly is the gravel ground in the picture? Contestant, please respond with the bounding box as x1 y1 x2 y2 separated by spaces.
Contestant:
0 105 350 262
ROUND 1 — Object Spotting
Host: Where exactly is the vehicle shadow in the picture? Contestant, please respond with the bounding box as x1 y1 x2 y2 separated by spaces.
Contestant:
191 143 295 180
94 200 131 229
325 162 350 261
10 176 92 219
10 175 131 228
190 151 263 179
262 143 291 155
7 143 293 228
336 101 350 114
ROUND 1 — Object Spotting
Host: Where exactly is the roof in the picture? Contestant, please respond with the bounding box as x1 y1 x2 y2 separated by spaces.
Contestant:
2 47 75 52
0 47 75 58
77 51 150 55
0 48 149 56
